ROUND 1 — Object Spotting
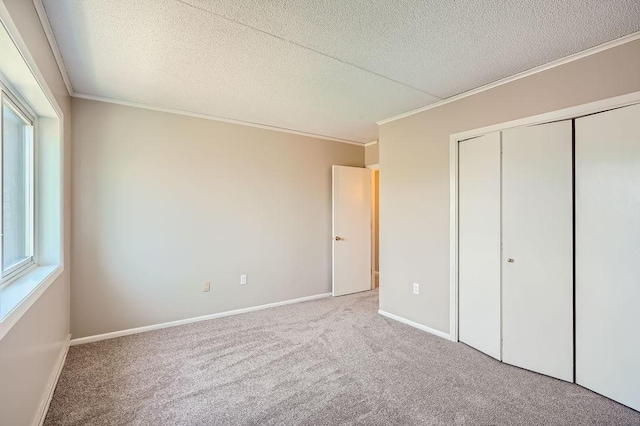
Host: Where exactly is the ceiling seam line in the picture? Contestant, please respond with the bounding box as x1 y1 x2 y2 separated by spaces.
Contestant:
173 0 443 99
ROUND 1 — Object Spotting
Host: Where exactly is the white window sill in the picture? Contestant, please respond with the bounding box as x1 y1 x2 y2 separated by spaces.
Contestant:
0 264 62 341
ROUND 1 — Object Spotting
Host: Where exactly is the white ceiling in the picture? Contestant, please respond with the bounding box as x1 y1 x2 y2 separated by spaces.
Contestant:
41 0 640 143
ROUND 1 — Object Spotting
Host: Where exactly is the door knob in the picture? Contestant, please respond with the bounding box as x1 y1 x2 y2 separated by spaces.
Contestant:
507 258 515 263
334 236 343 241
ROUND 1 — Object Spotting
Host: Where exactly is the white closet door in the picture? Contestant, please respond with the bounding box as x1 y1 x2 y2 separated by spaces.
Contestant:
458 132 501 360
576 104 640 411
501 122 573 382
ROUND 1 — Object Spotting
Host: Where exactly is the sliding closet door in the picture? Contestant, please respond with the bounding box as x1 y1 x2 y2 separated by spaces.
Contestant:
458 132 501 360
501 122 573 382
576 104 640 411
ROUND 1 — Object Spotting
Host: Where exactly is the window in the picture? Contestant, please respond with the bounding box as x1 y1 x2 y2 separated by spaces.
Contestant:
1 91 35 282
0 14 63 339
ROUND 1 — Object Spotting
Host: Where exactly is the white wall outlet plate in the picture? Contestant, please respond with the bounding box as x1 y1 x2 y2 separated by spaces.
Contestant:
203 281 211 292
240 274 247 285
413 282 420 295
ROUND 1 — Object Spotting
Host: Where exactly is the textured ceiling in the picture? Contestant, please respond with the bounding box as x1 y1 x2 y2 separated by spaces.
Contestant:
42 0 640 143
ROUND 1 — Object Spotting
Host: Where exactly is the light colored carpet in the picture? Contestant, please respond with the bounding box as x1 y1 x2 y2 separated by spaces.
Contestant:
45 290 640 425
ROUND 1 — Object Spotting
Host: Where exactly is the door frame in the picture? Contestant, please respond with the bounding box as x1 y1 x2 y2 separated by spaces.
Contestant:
449 90 640 343
367 163 379 290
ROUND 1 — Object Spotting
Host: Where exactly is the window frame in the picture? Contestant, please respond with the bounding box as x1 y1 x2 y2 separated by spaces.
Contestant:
0 7 64 341
0 82 37 288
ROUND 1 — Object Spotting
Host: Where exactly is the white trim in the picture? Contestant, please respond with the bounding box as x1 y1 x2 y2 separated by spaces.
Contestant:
370 169 377 289
71 292 332 346
451 91 640 143
34 334 70 426
364 140 378 147
1 261 37 290
378 309 452 341
366 163 379 170
0 266 62 340
32 0 73 96
378 31 640 126
449 90 640 344
72 93 367 146
449 137 459 343
0 4 63 119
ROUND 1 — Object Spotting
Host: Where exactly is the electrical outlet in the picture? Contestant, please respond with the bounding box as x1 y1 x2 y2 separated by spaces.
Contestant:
203 281 211 292
413 282 420 295
240 274 247 285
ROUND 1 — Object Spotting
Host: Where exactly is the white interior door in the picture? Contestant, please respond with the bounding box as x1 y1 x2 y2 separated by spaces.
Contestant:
575 103 640 411
458 132 501 360
501 122 573 382
332 166 371 297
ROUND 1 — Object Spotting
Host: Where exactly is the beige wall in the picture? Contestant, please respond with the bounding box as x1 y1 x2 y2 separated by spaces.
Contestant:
365 142 379 165
0 1 71 425
379 39 640 334
71 98 363 338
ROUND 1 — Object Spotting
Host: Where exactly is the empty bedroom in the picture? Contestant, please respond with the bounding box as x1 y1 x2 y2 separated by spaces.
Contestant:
0 0 639 425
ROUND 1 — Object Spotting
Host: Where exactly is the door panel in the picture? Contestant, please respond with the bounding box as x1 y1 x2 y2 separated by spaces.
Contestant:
576 104 640 411
332 166 371 297
458 132 501 360
501 121 573 382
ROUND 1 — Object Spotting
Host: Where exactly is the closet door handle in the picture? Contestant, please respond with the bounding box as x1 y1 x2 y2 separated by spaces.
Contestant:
507 258 515 263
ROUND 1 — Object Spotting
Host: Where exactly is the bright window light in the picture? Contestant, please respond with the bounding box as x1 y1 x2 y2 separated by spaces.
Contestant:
1 96 34 277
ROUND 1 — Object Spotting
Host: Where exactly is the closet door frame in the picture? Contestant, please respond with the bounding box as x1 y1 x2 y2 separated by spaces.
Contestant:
448 90 640 344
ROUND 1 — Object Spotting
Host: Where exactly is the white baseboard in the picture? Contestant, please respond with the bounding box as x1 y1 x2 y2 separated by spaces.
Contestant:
35 333 70 426
71 293 332 346
378 310 452 341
